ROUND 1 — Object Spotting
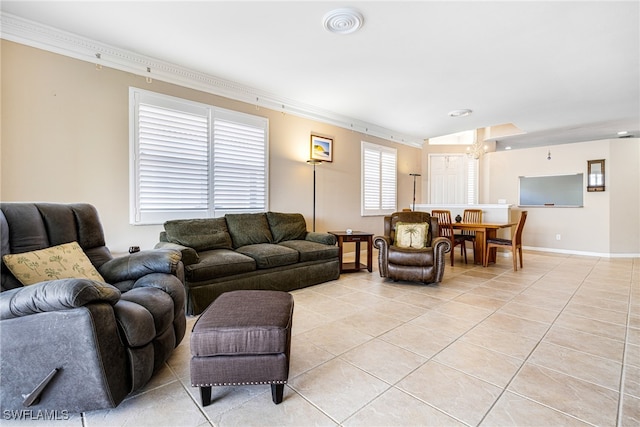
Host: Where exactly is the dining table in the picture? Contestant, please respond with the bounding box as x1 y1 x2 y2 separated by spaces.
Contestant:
452 221 516 266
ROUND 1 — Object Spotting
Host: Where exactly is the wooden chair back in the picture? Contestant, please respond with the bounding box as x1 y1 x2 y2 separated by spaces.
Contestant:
432 209 467 265
513 210 528 244
431 210 453 238
462 209 482 237
462 209 482 223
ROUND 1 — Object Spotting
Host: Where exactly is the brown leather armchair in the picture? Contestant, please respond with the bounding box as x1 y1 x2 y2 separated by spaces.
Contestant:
373 211 451 284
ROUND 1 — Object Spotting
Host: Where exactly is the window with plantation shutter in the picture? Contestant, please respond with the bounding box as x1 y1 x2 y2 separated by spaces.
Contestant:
361 141 397 216
467 158 478 204
212 110 267 213
130 88 268 224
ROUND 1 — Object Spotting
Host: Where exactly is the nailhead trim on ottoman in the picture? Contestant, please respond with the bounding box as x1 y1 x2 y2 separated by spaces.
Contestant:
190 290 294 405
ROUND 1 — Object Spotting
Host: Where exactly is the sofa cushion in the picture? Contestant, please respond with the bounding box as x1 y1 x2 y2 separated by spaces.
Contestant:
236 244 299 269
266 212 307 243
225 213 273 248
2 241 105 285
185 249 256 282
164 218 232 251
394 222 429 249
0 204 49 254
278 240 339 262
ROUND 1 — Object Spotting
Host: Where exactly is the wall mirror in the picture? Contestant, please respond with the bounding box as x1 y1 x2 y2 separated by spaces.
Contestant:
587 159 605 192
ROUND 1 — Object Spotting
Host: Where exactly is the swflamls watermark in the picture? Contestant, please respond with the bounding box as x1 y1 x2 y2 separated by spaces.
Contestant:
3 409 69 421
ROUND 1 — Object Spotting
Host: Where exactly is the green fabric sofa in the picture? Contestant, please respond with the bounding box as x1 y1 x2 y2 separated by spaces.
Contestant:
156 212 340 315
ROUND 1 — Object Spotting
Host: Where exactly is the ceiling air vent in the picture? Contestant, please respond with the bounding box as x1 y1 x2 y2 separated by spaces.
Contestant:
323 8 364 35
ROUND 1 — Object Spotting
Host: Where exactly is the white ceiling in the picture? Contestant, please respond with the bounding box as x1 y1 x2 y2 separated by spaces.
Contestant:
2 1 639 150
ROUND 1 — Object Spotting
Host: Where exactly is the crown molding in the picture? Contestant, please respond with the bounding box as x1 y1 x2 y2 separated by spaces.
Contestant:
1 12 423 148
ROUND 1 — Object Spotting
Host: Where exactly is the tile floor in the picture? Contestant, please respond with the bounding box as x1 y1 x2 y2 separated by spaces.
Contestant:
8 251 640 426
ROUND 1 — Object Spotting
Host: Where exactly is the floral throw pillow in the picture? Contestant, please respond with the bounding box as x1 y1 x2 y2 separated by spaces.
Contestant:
2 241 104 286
395 222 429 249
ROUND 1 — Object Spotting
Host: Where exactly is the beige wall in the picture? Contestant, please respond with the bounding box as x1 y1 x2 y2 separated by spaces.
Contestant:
484 139 639 255
1 41 421 253
609 138 640 254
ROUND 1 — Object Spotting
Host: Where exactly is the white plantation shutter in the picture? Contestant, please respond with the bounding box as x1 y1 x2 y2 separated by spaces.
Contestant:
130 89 268 224
467 158 478 204
363 148 381 210
137 104 209 209
380 150 397 210
362 141 397 216
212 112 267 213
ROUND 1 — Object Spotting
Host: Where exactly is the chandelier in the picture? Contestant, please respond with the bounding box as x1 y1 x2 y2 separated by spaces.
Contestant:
466 134 487 160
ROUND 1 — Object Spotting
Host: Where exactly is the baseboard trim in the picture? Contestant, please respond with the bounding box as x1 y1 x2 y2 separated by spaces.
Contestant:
523 246 640 259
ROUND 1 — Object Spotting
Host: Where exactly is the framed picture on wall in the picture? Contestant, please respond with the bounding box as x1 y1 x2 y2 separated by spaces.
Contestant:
310 135 333 162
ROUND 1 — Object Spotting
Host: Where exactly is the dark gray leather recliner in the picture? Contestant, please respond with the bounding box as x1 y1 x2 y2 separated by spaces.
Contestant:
0 203 186 413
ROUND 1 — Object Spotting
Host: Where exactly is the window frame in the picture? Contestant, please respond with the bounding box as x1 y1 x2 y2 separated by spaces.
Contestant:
129 88 269 225
361 141 397 216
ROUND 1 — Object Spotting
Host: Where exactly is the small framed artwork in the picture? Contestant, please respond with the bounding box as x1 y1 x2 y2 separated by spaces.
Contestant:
310 135 333 162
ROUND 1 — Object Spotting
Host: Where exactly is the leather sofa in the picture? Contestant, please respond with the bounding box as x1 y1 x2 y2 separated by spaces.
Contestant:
0 203 186 413
155 212 340 315
374 211 451 284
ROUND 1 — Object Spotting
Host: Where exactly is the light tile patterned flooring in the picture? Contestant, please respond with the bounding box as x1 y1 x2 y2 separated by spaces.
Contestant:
14 251 640 426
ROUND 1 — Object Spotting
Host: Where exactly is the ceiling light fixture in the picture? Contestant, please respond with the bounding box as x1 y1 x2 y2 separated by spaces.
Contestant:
323 8 364 35
465 130 487 160
448 109 472 118
617 130 634 138
467 140 487 160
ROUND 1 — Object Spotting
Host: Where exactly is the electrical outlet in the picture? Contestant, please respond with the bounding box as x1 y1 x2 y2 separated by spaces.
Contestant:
556 234 561 240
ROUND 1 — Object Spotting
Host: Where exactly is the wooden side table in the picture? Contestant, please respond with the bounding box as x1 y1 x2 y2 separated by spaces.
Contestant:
328 231 373 273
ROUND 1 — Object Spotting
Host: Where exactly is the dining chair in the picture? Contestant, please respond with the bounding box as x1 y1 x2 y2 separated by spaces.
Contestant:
431 210 467 266
484 211 528 270
460 209 483 262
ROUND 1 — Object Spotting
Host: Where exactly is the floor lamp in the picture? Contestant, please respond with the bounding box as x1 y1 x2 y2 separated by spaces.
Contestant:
307 159 324 231
410 173 421 211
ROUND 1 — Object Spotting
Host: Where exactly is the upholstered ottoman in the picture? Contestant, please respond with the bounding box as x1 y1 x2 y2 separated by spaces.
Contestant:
190 290 294 405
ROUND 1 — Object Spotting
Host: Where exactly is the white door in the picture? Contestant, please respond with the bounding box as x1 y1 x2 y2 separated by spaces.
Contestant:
429 154 466 204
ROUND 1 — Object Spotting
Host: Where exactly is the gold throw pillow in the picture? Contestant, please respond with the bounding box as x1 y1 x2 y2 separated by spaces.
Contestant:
2 241 104 286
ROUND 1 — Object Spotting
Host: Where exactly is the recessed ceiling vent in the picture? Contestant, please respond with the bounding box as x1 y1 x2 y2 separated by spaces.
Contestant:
323 8 364 35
